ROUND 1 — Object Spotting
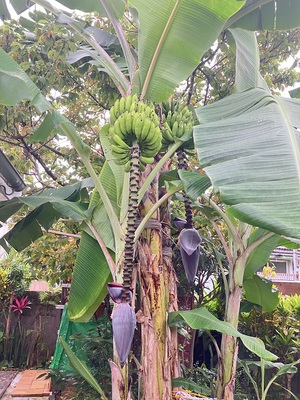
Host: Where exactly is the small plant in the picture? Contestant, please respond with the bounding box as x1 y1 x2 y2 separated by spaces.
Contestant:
11 295 32 314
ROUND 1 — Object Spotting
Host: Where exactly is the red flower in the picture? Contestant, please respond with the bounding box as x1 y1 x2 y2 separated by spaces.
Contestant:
11 295 32 314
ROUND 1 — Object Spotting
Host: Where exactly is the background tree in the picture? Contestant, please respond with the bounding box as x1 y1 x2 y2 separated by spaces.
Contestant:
0 1 300 400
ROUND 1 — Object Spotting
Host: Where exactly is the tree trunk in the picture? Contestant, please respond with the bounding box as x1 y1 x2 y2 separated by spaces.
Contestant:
216 252 246 400
137 173 180 399
4 293 14 361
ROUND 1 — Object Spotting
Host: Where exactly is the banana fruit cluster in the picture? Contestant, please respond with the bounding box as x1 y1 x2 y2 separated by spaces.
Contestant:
160 100 194 151
109 95 162 168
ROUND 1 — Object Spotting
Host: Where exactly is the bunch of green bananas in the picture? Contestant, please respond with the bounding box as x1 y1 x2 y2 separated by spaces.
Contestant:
109 95 162 168
160 100 194 151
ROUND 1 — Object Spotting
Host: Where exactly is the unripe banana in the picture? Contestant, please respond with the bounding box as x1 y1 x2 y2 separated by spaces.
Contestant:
125 96 133 112
137 101 146 113
145 132 162 150
114 99 120 119
130 101 138 112
171 111 178 127
172 120 179 137
119 97 126 114
113 134 131 150
125 111 134 134
144 106 153 118
150 111 159 126
114 156 130 165
118 114 127 136
133 113 145 140
142 141 162 157
162 123 174 142
114 119 127 140
140 155 155 165
111 144 130 157
178 121 184 138
110 105 117 125
124 160 131 172
170 99 175 112
166 110 172 126
141 118 152 142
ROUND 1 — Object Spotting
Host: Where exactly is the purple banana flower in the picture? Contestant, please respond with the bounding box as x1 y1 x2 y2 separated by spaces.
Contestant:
107 282 133 303
173 217 188 231
112 302 136 367
179 228 202 285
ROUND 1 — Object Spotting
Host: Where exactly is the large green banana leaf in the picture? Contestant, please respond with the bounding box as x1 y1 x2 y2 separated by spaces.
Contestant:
129 0 244 102
68 231 112 322
194 29 300 239
169 307 277 361
0 179 93 251
243 275 279 312
227 0 300 31
0 0 124 19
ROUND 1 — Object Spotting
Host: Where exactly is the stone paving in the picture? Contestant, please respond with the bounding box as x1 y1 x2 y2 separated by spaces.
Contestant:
0 372 18 398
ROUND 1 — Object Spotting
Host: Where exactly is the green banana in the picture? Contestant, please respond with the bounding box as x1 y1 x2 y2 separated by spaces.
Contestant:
124 160 131 172
118 114 127 136
130 101 138 112
111 144 130 158
119 96 126 114
141 118 152 142
113 119 126 140
137 101 146 113
171 111 178 127
162 123 174 142
110 105 117 125
133 113 145 140
172 120 179 137
113 134 131 150
177 121 184 137
125 96 133 112
166 110 172 126
114 99 120 119
140 155 155 165
125 111 134 134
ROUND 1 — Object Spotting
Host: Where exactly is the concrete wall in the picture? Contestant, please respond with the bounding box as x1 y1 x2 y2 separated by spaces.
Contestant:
0 291 62 367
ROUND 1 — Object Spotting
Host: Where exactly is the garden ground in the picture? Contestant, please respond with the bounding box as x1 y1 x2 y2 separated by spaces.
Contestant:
0 370 50 399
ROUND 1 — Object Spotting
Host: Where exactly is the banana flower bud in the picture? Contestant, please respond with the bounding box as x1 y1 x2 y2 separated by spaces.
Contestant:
179 228 202 284
112 302 136 367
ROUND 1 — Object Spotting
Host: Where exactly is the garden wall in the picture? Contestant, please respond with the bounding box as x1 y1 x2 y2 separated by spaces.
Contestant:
0 291 62 367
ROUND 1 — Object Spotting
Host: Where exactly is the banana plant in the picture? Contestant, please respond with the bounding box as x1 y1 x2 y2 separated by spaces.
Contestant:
1 1 300 399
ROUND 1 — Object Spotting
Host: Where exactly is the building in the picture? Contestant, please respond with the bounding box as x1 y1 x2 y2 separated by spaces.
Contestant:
258 247 300 295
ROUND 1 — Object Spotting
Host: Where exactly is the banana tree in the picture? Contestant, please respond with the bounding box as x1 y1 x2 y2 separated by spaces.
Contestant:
1 1 300 399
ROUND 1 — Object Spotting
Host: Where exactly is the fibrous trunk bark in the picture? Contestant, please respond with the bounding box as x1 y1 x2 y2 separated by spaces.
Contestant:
137 172 180 400
216 254 245 400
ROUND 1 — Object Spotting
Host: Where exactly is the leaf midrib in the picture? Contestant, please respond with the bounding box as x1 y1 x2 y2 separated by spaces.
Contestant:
275 96 300 190
141 0 182 99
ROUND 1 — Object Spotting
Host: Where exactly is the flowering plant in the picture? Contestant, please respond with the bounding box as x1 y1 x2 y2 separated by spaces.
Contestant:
11 295 32 314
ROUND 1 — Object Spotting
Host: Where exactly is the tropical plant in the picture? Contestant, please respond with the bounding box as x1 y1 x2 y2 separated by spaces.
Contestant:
10 295 32 314
0 1 300 399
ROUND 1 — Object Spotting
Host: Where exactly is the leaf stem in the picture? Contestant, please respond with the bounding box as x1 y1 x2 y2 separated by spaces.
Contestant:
100 0 137 82
134 183 182 242
200 194 243 248
138 140 184 203
86 221 116 279
58 119 124 246
140 0 181 99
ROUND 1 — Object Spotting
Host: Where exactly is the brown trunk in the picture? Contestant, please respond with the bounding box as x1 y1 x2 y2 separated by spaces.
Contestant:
137 173 179 399
4 293 14 360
